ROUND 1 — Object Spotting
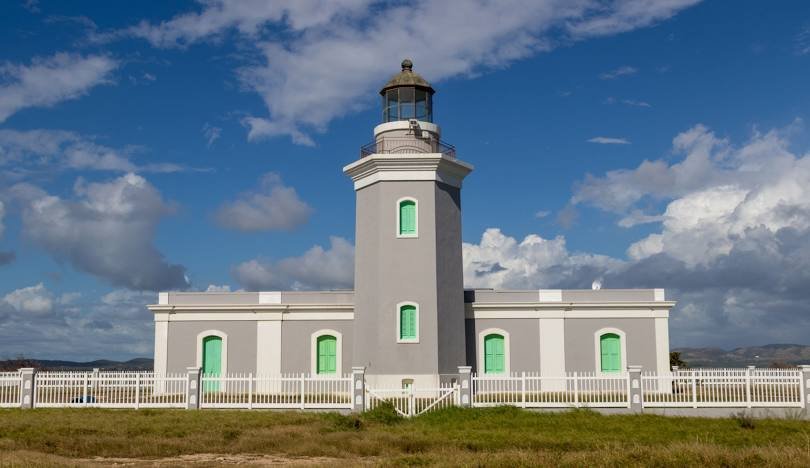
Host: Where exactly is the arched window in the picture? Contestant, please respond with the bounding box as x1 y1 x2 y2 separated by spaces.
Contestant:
316 335 337 375
397 303 418 342
397 198 417 237
484 334 505 374
599 333 621 373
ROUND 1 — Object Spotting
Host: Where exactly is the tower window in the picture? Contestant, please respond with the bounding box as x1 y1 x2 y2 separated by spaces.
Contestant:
398 198 417 237
397 302 419 343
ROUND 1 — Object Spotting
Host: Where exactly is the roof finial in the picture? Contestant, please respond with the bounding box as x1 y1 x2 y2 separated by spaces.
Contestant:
401 58 413 71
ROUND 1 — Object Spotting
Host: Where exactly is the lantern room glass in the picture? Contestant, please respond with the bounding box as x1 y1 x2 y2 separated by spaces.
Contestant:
383 87 432 123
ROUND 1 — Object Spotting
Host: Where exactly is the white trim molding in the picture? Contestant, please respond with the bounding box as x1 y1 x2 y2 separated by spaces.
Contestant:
593 327 627 374
256 321 282 376
395 301 420 343
538 289 562 302
395 197 419 238
539 317 565 377
654 317 670 374
153 320 168 377
477 328 511 375
196 330 228 375
310 329 343 376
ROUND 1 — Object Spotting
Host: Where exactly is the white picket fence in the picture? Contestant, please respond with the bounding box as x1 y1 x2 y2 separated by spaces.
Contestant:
34 371 187 408
366 384 458 417
0 371 22 408
642 368 804 408
199 373 352 409
472 372 630 408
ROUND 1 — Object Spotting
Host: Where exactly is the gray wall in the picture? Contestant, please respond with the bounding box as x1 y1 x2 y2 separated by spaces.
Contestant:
353 180 441 375
166 321 258 374
563 318 658 372
465 318 541 373
280 320 354 374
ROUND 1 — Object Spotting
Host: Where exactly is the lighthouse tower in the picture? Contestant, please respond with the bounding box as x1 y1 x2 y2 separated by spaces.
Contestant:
343 60 474 387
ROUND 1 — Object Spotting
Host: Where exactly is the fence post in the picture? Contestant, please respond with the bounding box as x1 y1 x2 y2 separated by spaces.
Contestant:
19 368 36 409
300 373 305 410
520 371 526 408
458 366 472 408
691 370 698 408
91 368 100 393
799 365 810 412
408 385 414 417
135 373 141 410
248 372 254 410
746 365 754 408
186 367 201 410
628 365 643 413
573 372 579 407
83 373 89 405
351 366 366 412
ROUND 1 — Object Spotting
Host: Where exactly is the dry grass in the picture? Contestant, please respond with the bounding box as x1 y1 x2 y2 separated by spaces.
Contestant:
0 406 809 466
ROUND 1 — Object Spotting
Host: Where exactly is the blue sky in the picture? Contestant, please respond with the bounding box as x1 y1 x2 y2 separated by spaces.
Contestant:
1 0 810 360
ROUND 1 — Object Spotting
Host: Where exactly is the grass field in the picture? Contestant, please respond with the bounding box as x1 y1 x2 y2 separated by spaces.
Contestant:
1 406 809 466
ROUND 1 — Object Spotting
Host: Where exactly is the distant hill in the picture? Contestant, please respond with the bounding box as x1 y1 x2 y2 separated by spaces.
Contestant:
0 358 153 371
673 344 810 368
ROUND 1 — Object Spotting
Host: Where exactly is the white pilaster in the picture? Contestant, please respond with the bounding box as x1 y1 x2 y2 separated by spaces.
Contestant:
538 289 562 302
539 317 566 391
259 291 282 304
655 316 670 374
256 321 282 376
153 320 168 376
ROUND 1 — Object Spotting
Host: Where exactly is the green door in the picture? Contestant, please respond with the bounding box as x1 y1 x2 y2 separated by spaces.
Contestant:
317 335 337 374
202 336 222 391
600 334 621 372
484 334 505 374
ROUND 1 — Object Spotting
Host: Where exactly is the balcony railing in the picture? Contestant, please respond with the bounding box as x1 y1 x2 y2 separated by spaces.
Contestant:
360 138 456 159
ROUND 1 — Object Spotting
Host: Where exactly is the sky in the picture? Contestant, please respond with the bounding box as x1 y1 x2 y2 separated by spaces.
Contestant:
1 0 810 360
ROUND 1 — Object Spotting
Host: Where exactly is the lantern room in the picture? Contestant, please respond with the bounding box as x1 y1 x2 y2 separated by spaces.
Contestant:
380 59 434 123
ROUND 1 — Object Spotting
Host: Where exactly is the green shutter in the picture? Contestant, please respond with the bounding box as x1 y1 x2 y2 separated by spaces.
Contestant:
600 334 621 372
202 336 222 391
400 305 417 339
317 335 337 374
399 200 416 235
484 334 505 374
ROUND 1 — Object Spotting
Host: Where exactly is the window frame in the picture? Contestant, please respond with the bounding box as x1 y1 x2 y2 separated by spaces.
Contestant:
310 329 343 376
396 301 420 343
196 329 228 376
593 327 627 374
477 328 510 374
396 197 418 238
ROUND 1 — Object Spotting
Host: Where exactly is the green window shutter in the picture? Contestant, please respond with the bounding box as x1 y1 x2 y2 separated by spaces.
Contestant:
317 335 337 374
600 334 621 372
399 200 416 235
484 334 505 374
202 336 222 392
400 305 417 339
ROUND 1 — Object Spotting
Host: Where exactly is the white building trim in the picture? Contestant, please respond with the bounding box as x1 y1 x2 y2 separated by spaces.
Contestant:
310 329 343 376
196 329 228 375
153 320 168 377
151 311 354 322
395 196 419 238
477 328 511 375
465 306 671 320
259 291 282 304
593 327 627 374
539 317 565 377
655 317 670 374
395 301 420 343
256 321 282 376
538 289 562 302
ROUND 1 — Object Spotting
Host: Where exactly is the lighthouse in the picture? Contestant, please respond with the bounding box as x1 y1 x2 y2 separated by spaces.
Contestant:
343 60 474 387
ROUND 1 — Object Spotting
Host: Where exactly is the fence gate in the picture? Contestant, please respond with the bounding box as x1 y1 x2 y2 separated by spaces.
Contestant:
366 385 458 417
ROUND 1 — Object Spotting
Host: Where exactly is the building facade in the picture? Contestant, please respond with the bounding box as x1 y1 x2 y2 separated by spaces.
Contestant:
149 60 675 387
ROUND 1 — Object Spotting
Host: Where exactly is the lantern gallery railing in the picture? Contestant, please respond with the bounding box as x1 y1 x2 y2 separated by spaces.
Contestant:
359 138 456 158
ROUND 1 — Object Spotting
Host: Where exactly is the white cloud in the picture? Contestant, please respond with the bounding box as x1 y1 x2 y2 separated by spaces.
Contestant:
114 0 699 144
588 136 631 145
233 236 354 290
599 65 638 80
0 53 117 123
796 25 810 55
205 284 231 292
201 123 221 148
11 173 189 291
0 129 190 177
535 210 551 219
214 173 312 232
2 283 53 314
604 97 651 107
0 200 5 237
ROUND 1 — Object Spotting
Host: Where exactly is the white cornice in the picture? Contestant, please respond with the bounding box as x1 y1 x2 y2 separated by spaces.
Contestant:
148 303 353 313
343 153 473 190
465 301 675 320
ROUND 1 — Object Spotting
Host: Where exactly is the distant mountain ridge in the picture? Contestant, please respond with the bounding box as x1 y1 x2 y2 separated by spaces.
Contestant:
674 344 810 368
0 358 153 371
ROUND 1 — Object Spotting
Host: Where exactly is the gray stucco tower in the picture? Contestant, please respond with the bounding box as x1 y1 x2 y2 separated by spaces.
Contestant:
344 60 474 387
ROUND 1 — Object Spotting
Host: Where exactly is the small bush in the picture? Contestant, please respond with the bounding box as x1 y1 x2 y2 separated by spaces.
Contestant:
362 401 402 425
733 411 756 430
